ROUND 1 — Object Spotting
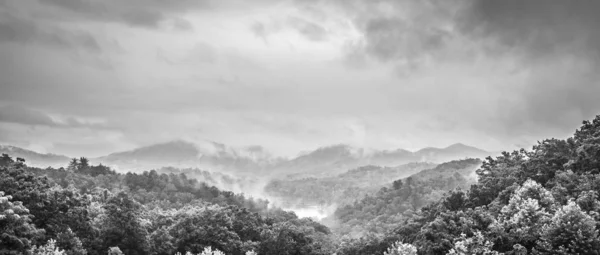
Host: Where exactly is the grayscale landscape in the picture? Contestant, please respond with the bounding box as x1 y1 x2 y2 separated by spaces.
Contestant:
2 0 600 255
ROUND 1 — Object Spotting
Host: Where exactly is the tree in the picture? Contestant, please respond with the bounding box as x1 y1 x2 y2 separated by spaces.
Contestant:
199 247 225 255
0 166 54 232
258 221 330 255
392 180 403 190
100 193 150 255
383 241 417 255
149 226 175 255
0 153 14 167
0 191 44 254
78 158 89 171
442 189 467 211
538 200 600 254
67 159 78 172
469 151 525 207
569 115 600 174
30 239 66 255
489 180 555 253
55 228 87 255
447 232 500 255
107 247 123 255
170 206 242 254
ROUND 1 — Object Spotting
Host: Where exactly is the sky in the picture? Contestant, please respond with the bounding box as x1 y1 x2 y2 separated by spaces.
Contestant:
1 0 600 158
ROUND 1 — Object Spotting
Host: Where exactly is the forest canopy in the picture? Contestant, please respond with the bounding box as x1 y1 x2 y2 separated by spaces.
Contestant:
2 115 600 254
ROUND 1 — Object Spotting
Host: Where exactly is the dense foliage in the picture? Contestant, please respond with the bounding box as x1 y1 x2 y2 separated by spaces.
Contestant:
264 162 435 208
336 115 600 255
0 155 331 255
333 159 481 238
4 114 600 255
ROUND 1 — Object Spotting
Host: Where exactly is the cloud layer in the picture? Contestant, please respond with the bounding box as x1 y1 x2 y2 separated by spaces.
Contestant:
1 0 599 157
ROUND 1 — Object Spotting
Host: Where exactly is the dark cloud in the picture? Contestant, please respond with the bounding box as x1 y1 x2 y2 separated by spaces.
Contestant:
362 17 450 62
121 9 164 28
250 22 269 43
0 104 110 129
308 0 464 70
319 0 600 135
0 105 58 126
42 0 104 15
170 17 194 31
456 0 600 133
2 0 600 156
336 0 600 65
287 16 329 42
39 0 211 29
0 14 102 52
459 0 600 61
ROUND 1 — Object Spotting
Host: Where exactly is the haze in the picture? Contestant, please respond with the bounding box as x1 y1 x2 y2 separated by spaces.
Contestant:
1 0 600 158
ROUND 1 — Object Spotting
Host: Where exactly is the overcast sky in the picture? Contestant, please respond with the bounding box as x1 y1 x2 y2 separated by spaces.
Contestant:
1 0 600 158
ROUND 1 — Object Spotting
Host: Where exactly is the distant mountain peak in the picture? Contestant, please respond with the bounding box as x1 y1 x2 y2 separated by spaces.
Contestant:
445 143 487 152
0 145 70 168
0 140 492 176
447 142 468 148
305 144 364 158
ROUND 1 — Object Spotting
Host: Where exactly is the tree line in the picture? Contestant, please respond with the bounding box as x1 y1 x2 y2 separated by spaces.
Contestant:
0 154 332 255
4 114 600 254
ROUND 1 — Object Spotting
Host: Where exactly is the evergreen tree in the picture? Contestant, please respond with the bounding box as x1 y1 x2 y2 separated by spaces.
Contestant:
67 158 78 172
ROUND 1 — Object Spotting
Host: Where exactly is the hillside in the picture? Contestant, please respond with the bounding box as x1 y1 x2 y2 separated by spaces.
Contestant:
1 141 491 178
94 141 491 177
337 116 600 255
0 145 70 168
0 154 333 255
94 140 279 173
264 162 437 209
331 158 482 238
3 115 600 255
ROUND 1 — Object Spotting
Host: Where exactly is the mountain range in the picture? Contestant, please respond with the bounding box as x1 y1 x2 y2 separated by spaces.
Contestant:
0 140 494 177
0 145 70 168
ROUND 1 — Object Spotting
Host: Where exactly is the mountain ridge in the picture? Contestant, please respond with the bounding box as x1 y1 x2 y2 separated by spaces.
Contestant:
0 145 70 168
0 141 494 176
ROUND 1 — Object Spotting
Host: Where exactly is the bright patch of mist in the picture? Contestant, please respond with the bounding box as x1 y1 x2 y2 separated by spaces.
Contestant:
285 206 330 221
156 166 342 221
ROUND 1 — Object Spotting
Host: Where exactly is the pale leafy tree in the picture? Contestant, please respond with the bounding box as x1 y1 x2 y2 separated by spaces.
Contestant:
175 247 227 255
199 247 225 255
107 247 123 255
447 231 501 255
490 179 554 252
537 200 600 254
383 241 417 255
54 227 87 255
503 179 556 212
30 239 66 255
245 250 257 255
0 191 44 253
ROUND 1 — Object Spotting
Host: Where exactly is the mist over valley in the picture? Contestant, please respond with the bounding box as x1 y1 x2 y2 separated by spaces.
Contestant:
3 0 600 254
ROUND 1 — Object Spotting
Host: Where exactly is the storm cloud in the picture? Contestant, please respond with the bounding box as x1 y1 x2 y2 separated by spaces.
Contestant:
1 0 599 157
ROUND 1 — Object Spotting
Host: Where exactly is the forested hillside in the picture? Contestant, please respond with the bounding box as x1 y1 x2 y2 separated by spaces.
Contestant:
337 116 600 255
332 159 481 239
0 156 332 255
264 162 436 208
3 115 600 255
